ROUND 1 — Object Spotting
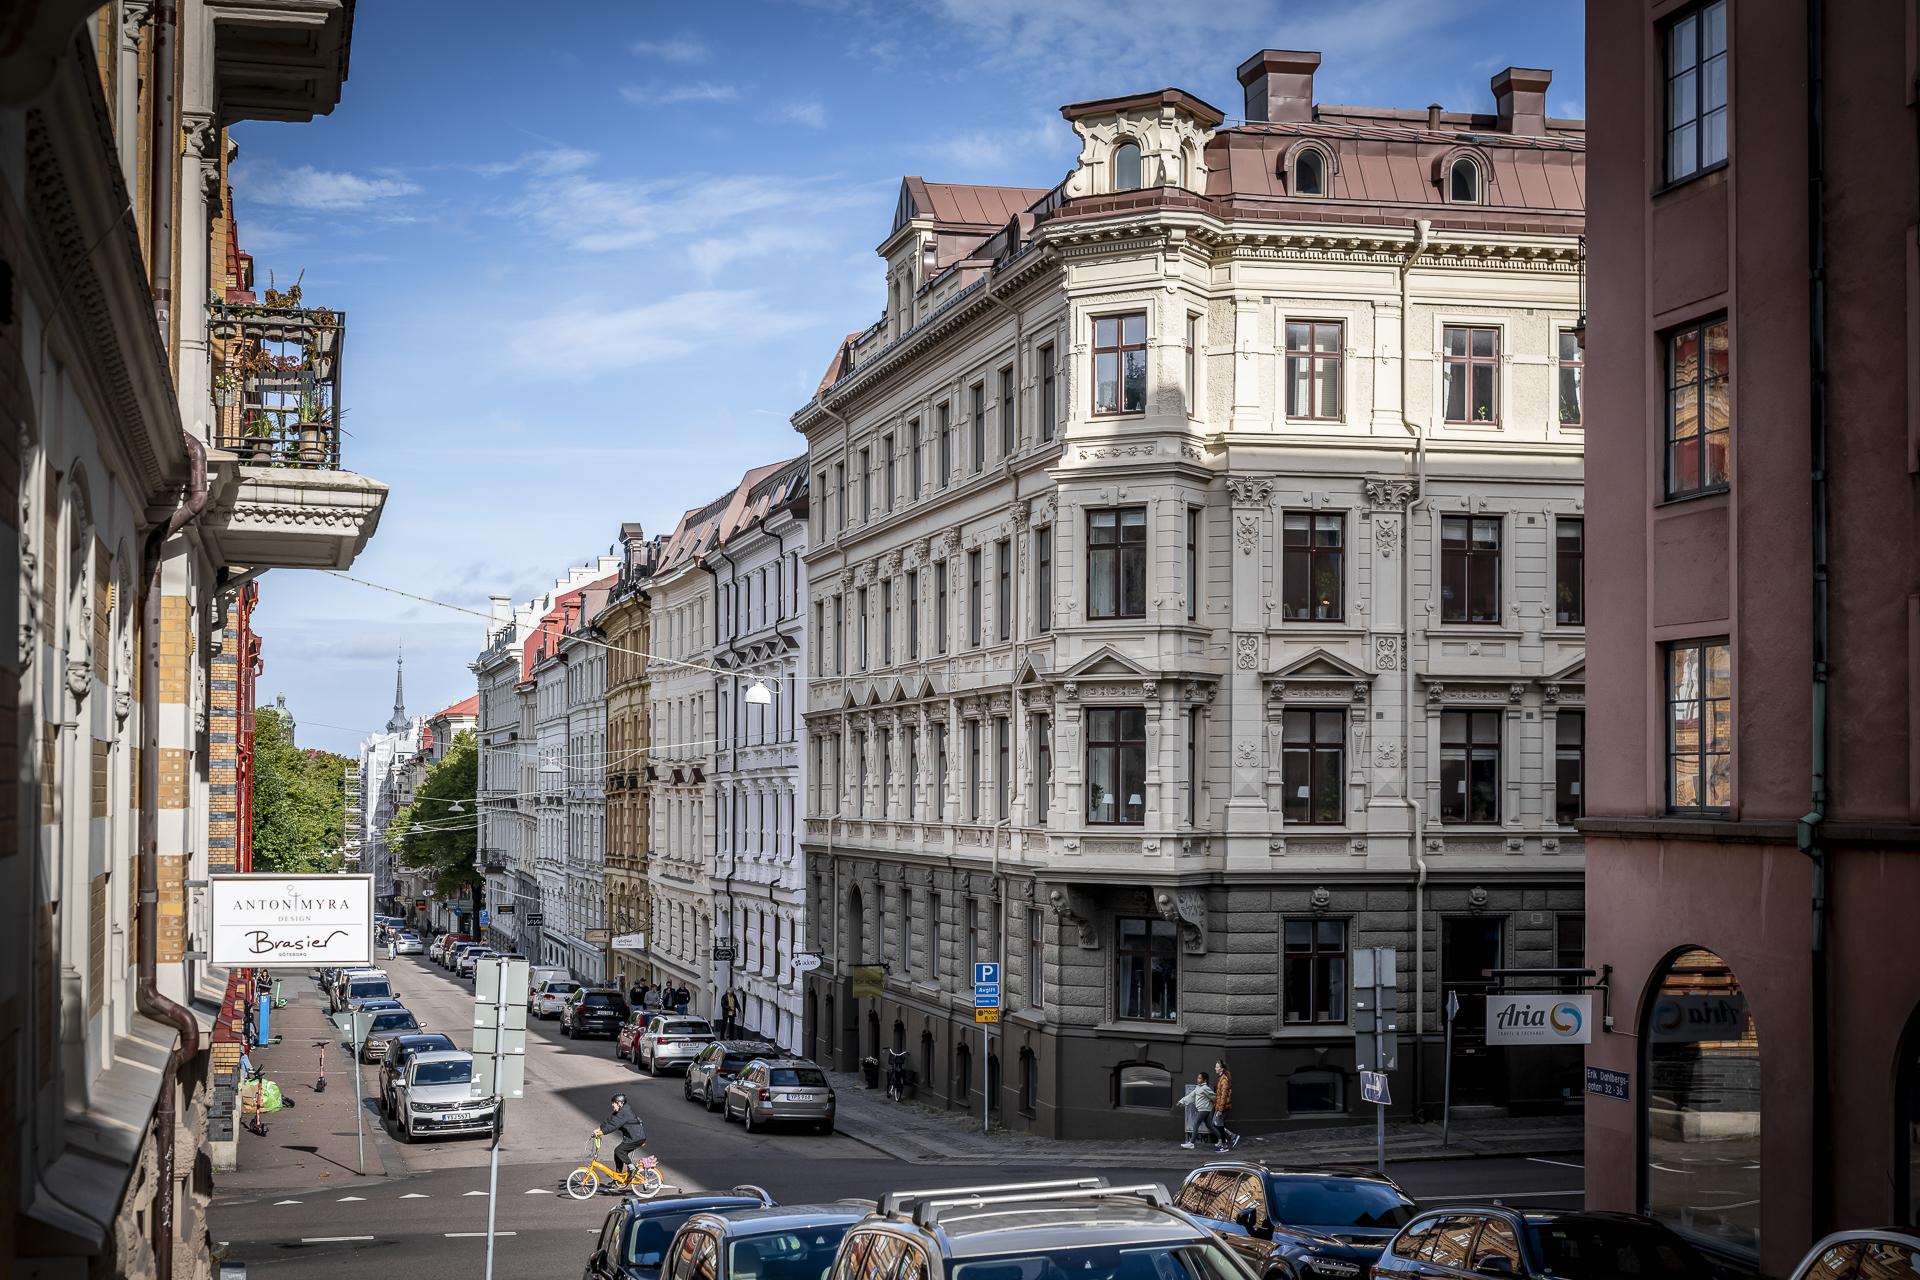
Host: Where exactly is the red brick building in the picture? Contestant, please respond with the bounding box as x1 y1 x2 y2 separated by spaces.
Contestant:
1583 0 1920 1272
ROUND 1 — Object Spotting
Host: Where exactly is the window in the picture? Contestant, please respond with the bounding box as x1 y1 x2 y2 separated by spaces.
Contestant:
1186 708 1201 824
1285 320 1343 420
1184 314 1199 415
1087 507 1147 619
1185 507 1200 620
855 731 868 816
1665 0 1728 182
1666 639 1731 813
1294 149 1325 195
966 898 981 974
881 579 894 664
1086 706 1146 825
1555 916 1585 996
1555 518 1584 625
965 720 981 820
856 586 869 670
1092 313 1147 415
995 539 1011 641
1448 156 1480 202
1026 910 1044 1009
1440 515 1502 624
1039 344 1057 440
966 549 982 647
1114 1061 1174 1108
1284 919 1349 1023
883 433 897 508
1286 1070 1345 1114
1282 709 1344 825
834 461 846 529
1557 330 1583 425
906 569 919 659
878 729 892 817
1474 1220 1522 1272
832 595 844 674
1282 512 1344 621
858 446 872 520
1115 920 1177 1021
1034 527 1052 634
1440 709 1501 823
812 602 825 675
970 382 985 474
994 715 1010 820
1112 140 1142 192
910 419 923 495
905 731 918 820
1033 716 1052 822
1556 711 1585 825
1442 326 1500 423
935 562 948 654
999 366 1015 456
1019 1048 1037 1114
1665 317 1730 498
933 725 947 817
937 403 952 485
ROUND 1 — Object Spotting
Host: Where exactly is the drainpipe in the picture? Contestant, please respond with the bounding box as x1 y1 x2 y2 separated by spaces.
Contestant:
139 430 208 1280
1797 0 1833 1237
709 542 745 1014
1398 218 1434 1116
147 1 178 349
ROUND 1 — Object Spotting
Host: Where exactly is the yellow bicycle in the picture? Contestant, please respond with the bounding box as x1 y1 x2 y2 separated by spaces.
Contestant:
566 1135 663 1200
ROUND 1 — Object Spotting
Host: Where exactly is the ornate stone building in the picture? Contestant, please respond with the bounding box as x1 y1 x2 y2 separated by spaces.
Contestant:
560 585 612 982
597 526 660 987
794 51 1586 1137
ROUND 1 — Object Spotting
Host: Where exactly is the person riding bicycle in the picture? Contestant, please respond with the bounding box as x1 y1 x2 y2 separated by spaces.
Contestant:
885 1047 910 1095
592 1093 647 1176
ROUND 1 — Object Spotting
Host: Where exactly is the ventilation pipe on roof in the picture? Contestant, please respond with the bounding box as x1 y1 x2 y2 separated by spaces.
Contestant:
1491 67 1552 136
1427 104 1444 132
1235 49 1320 124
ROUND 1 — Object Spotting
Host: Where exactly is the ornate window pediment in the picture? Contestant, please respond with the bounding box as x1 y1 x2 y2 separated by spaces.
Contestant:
1057 644 1155 683
1264 648 1373 704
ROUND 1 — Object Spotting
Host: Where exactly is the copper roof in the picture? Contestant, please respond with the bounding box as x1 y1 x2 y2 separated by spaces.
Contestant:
894 177 1051 235
1060 87 1225 127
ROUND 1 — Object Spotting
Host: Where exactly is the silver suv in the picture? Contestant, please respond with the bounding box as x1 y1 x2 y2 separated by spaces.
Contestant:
393 1050 497 1144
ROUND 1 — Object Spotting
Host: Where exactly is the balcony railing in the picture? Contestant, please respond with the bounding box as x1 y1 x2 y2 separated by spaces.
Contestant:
207 301 347 470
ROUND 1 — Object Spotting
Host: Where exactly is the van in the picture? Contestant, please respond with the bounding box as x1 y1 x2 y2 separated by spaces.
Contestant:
529 965 569 991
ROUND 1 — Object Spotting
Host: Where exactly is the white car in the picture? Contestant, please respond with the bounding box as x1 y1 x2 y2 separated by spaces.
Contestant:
529 978 581 1019
393 1050 497 1144
394 933 426 955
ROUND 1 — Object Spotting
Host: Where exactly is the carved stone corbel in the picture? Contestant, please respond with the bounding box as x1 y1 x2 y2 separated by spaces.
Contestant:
1154 888 1207 954
1046 885 1100 949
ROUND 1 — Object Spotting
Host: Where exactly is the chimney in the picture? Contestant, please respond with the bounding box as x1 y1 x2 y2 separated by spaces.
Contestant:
1491 66 1552 135
1236 49 1320 124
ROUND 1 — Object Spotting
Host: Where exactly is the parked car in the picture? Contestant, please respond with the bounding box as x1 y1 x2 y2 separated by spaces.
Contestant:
1790 1230 1920 1280
634 1015 715 1075
346 995 406 1015
378 1032 457 1117
393 1050 496 1144
660 1205 866 1280
432 934 472 966
1373 1208 1715 1280
457 948 497 978
684 1040 781 1111
360 1008 425 1062
1174 1160 1419 1280
826 1178 1246 1280
562 988 631 1039
582 1188 777 1280
394 933 427 955
532 978 583 1019
331 969 392 1013
447 942 489 974
722 1058 835 1134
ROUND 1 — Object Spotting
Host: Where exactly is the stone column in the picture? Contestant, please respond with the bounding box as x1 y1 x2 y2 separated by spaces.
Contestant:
1230 299 1265 433
1223 478 1273 866
1363 478 1416 869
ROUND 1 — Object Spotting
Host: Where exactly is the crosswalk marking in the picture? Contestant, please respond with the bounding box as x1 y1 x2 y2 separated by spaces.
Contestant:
462 1190 488 1196
336 1195 365 1202
274 1199 302 1205
524 1188 554 1194
399 1192 429 1198
446 1231 515 1238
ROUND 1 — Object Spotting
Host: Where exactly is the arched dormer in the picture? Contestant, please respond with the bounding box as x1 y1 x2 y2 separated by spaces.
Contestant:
1281 139 1338 196
1111 138 1142 192
1437 148 1490 203
1060 88 1224 200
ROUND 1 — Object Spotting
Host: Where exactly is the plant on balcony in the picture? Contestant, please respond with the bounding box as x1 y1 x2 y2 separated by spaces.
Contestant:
238 413 274 463
262 268 304 309
212 369 241 407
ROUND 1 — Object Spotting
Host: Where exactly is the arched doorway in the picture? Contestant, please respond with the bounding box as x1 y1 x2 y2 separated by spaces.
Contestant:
1642 947 1760 1260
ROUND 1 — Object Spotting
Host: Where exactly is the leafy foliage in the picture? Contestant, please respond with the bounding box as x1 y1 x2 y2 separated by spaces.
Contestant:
251 705 348 873
389 730 478 902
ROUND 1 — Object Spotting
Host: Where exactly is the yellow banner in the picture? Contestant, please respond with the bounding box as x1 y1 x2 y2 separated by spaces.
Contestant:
975 1008 1000 1024
851 965 885 999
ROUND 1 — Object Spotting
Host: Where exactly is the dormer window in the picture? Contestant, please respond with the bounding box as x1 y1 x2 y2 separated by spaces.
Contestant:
1295 150 1325 195
1112 140 1142 192
1449 155 1481 203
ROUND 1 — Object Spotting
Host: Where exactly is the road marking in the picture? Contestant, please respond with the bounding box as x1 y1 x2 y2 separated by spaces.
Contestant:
525 1188 554 1194
1526 1157 1585 1170
273 1199 303 1205
463 1190 488 1196
302 1236 375 1243
446 1231 516 1238
336 1195 366 1202
399 1192 429 1198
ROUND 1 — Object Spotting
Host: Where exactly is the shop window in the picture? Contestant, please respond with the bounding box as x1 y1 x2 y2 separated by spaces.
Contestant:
1286 1069 1346 1114
1114 1061 1172 1109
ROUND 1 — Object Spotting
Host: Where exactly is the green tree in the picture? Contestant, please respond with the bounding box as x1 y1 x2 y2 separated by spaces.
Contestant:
390 730 477 903
251 705 348 873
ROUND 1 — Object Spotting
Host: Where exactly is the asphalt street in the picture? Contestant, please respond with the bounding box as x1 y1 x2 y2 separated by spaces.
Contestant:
212 954 1583 1279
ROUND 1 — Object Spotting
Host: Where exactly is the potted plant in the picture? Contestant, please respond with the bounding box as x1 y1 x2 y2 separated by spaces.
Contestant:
293 393 333 467
212 369 241 408
238 414 273 463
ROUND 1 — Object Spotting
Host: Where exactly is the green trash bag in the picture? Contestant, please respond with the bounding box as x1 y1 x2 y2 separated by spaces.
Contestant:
256 1080 285 1112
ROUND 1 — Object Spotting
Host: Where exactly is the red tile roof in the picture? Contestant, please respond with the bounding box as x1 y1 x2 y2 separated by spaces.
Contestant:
522 573 618 679
432 695 479 721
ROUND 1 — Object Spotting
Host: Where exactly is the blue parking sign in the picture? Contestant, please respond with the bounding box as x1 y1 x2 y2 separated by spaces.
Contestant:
974 962 999 987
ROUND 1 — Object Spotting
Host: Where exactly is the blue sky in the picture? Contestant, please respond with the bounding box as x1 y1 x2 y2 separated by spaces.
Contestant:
236 0 1583 756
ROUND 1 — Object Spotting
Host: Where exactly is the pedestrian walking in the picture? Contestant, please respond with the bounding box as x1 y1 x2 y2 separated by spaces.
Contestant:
1174 1071 1216 1149
629 980 646 1009
1211 1059 1241 1151
720 989 740 1038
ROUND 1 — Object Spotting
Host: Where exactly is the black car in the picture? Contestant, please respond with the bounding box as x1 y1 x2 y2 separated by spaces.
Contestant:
684 1040 782 1111
584 1188 776 1280
661 1205 868 1280
376 1032 457 1117
564 988 632 1039
1373 1207 1715 1280
1175 1161 1418 1280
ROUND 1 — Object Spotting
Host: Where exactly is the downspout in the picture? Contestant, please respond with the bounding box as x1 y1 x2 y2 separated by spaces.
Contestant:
1797 0 1833 1237
1399 218 1434 1116
147 1 178 349
710 542 744 1013
139 431 208 1280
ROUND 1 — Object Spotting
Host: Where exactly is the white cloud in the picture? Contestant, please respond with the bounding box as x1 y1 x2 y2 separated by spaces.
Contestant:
232 162 419 210
767 97 829 128
630 34 710 63
472 147 597 178
519 171 882 256
507 289 817 378
686 224 835 277
621 81 738 105
915 116 1070 177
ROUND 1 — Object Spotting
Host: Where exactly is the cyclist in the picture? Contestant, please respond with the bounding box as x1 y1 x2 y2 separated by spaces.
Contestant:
592 1093 648 1177
885 1048 910 1099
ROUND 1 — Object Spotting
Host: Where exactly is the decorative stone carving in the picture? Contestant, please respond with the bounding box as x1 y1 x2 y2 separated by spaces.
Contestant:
1309 885 1333 910
1543 683 1561 703
1374 739 1399 768
1426 836 1445 853
1373 516 1399 559
1505 836 1524 851
1542 837 1560 852
1428 683 1445 703
1508 683 1526 703
940 528 962 555
1352 682 1370 702
1235 635 1257 670
121 1 154 53
1046 885 1099 948
1140 681 1157 701
1235 514 1260 555
1079 443 1156 461
1060 681 1079 700
1234 739 1258 767
1226 477 1274 505
1154 889 1207 953
1468 885 1490 909
1364 478 1417 508
1269 837 1285 853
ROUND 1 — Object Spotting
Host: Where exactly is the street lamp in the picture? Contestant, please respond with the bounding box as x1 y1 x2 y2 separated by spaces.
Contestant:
744 679 774 706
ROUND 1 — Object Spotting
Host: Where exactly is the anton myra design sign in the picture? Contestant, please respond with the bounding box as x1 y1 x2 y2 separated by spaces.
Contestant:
210 874 373 965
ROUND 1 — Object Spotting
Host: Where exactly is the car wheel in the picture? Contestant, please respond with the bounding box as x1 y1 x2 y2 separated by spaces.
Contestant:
683 1078 693 1102
743 1108 757 1134
723 1098 738 1124
704 1087 718 1113
646 1051 658 1076
398 1120 413 1145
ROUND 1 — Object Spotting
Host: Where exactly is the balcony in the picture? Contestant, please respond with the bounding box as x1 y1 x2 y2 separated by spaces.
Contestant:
200 300 387 570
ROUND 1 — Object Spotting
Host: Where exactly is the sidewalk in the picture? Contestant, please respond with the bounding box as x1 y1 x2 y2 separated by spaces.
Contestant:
824 1069 1581 1167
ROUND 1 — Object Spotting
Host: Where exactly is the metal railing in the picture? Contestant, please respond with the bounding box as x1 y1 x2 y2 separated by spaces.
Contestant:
207 301 347 470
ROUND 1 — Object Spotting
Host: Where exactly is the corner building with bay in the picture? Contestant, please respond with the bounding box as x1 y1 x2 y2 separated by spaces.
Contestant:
794 49 1588 1136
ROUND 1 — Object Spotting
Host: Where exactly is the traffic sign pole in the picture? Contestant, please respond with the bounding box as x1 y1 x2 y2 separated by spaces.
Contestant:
475 957 528 1280
974 962 1000 1135
1442 989 1460 1148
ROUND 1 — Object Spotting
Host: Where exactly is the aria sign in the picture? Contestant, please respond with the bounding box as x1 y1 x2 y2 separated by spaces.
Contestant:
209 874 373 966
1485 993 1593 1046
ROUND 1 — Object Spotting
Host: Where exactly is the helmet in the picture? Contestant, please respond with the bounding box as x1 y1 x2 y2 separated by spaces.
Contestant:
610 1093 627 1107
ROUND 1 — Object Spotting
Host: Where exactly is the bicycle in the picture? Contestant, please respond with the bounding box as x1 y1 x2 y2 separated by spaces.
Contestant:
885 1050 912 1102
566 1135 663 1200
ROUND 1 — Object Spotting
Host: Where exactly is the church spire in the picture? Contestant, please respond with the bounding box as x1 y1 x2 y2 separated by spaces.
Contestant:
385 645 409 733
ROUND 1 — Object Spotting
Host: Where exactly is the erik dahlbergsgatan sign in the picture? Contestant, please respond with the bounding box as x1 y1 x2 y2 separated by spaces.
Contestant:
210 874 373 965
1485 993 1593 1046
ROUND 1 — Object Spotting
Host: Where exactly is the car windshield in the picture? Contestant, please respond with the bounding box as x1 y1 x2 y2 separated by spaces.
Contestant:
1525 1220 1703 1280
582 993 624 1009
371 1012 418 1032
728 1223 853 1280
951 1240 1246 1280
349 979 391 998
768 1068 827 1087
545 981 579 994
664 1021 709 1036
721 1052 762 1071
399 1037 454 1059
1266 1177 1417 1229
624 1210 711 1272
413 1059 472 1086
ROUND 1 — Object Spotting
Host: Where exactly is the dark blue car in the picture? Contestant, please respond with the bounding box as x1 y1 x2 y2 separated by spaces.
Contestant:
1174 1161 1419 1280
1372 1207 1715 1280
583 1188 775 1280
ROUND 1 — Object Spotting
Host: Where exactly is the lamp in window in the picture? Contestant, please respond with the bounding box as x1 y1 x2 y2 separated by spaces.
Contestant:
744 679 775 706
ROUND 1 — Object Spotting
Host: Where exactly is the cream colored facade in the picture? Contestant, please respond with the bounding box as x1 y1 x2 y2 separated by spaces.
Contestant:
795 55 1586 1136
598 528 659 988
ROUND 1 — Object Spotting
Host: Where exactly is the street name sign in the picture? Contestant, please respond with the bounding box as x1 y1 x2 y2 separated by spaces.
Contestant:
1585 1066 1630 1100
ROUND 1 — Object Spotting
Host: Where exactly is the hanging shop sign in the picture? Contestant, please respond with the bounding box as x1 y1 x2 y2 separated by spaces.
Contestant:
210 874 373 965
1485 993 1592 1046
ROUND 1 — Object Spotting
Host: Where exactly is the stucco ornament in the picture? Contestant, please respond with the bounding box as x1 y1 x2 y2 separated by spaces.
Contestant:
1063 104 1214 199
1235 636 1258 670
1226 477 1274 506
1154 889 1208 954
64 606 92 701
114 627 134 721
1364 478 1418 508
1235 514 1260 555
1373 516 1400 559
1046 886 1100 948
1309 885 1333 910
1468 885 1490 909
1373 635 1401 672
